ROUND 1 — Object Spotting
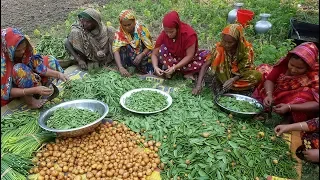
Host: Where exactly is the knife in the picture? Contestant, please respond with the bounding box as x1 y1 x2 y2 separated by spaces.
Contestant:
47 84 60 101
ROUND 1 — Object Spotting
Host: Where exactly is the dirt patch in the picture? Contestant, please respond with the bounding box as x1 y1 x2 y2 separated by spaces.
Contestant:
1 0 107 35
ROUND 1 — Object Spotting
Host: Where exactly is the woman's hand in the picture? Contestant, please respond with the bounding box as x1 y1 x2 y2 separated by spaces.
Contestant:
155 67 164 76
303 149 319 163
192 86 202 95
119 67 131 77
164 66 175 75
35 86 54 96
133 54 144 66
273 103 290 114
263 95 273 107
274 124 291 136
222 77 236 91
57 72 68 82
97 51 106 58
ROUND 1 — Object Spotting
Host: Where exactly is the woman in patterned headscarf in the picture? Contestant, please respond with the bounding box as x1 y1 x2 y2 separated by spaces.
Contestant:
192 24 262 95
252 42 319 123
1 27 67 108
65 8 115 70
113 10 154 77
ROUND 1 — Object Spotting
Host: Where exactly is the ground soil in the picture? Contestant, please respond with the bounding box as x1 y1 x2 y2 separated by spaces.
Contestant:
1 0 107 35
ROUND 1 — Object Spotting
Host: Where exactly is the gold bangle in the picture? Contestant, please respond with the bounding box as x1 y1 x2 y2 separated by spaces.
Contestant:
299 122 303 131
266 91 272 95
23 89 26 96
287 104 292 112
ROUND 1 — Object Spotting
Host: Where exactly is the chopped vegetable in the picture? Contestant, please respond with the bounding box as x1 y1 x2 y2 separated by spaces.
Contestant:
46 108 100 130
125 90 168 112
219 96 261 112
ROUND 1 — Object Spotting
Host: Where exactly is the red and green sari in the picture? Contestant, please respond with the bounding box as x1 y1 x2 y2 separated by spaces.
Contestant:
252 42 319 122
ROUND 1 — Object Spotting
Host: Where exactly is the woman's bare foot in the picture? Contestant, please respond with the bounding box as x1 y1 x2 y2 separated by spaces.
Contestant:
184 74 195 81
23 96 47 109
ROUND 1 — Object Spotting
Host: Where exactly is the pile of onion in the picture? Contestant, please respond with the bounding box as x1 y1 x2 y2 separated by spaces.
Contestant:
29 121 162 180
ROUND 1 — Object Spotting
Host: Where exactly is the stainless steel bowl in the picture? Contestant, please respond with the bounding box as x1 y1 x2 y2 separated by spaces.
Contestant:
214 93 263 118
39 99 108 137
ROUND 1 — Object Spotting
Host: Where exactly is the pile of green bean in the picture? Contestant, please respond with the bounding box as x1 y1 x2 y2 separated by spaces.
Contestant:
125 90 168 112
219 96 261 112
46 108 100 129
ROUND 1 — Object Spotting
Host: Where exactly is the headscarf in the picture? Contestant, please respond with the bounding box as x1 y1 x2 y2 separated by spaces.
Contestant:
155 11 198 59
112 10 154 53
1 27 34 105
274 42 319 102
210 24 254 82
70 8 115 61
274 42 319 71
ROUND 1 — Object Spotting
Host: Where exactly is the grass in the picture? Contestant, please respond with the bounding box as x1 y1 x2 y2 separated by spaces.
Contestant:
32 0 318 66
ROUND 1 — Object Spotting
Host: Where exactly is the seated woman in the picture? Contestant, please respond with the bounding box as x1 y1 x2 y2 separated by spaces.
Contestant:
1 27 68 108
65 8 115 71
252 42 319 123
275 117 319 163
192 24 262 95
113 10 154 77
151 11 210 80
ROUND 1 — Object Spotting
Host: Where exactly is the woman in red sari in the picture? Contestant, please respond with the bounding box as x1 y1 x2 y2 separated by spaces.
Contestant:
252 42 319 123
151 11 210 80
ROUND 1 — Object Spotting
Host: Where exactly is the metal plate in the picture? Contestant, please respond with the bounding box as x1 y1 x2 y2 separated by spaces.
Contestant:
38 99 108 137
120 88 172 114
215 93 263 117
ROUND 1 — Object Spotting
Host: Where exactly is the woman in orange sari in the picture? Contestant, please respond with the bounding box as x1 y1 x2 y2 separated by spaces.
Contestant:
192 24 262 95
252 42 319 123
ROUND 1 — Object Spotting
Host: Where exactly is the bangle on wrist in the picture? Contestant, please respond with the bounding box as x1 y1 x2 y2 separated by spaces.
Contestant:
172 65 176 72
266 91 272 95
287 104 292 112
23 88 26 96
299 122 303 131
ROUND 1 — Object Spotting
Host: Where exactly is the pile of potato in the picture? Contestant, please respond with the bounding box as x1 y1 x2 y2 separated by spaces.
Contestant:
29 122 162 180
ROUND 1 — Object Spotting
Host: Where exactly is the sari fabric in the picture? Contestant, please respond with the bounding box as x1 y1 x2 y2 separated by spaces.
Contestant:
1 28 63 106
68 8 115 64
208 24 262 90
112 10 154 54
252 42 319 122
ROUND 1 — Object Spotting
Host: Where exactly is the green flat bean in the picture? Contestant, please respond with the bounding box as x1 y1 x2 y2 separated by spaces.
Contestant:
46 108 100 129
125 90 168 112
219 96 261 112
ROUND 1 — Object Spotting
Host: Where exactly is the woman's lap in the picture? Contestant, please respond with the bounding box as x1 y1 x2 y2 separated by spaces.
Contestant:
119 45 154 74
12 56 63 88
158 44 210 75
